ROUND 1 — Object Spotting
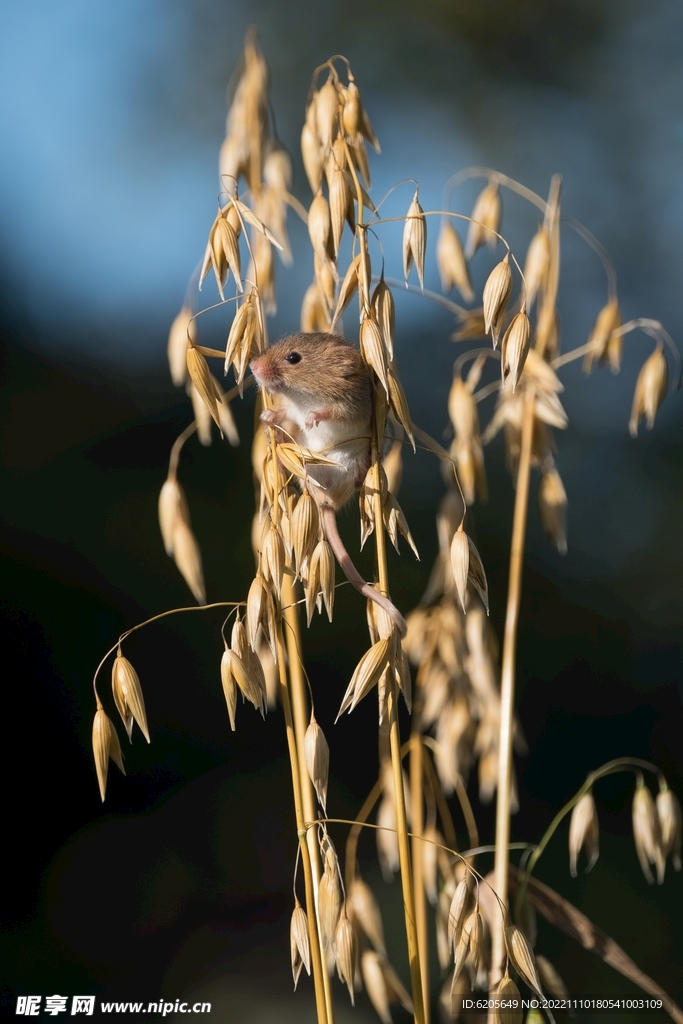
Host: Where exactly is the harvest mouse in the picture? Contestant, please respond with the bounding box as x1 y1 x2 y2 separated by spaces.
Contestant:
250 332 406 635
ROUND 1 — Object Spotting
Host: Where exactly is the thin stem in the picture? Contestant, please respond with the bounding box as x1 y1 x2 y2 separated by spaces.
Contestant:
92 601 241 702
168 421 198 479
491 389 535 984
282 576 335 1024
276 626 329 1024
410 732 430 1024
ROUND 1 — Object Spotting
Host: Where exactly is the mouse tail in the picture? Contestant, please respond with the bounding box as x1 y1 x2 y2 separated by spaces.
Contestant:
321 505 407 637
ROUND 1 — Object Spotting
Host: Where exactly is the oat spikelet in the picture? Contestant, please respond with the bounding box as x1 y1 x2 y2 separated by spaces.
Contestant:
632 775 664 884
494 976 522 1024
447 878 470 953
309 538 335 622
92 707 125 802
261 523 285 599
388 366 415 449
361 951 391 1024
403 189 426 288
482 254 513 348
301 108 322 194
523 227 550 310
220 647 237 731
583 298 621 374
535 956 568 998
291 489 319 577
337 635 392 718
225 294 258 378
465 180 501 259
304 711 329 812
186 346 221 428
371 275 395 360
538 467 567 555
501 309 531 391
505 924 543 996
349 877 386 955
246 573 270 650
301 282 331 332
657 784 682 871
171 519 206 604
568 790 599 876
158 477 190 557
308 191 332 261
629 343 668 438
450 528 469 613
290 900 311 988
334 907 357 1004
319 859 342 949
167 307 196 387
437 219 474 302
111 654 150 743
360 313 389 397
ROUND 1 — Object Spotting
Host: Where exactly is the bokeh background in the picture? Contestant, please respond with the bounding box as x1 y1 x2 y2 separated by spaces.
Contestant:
2 1 682 1020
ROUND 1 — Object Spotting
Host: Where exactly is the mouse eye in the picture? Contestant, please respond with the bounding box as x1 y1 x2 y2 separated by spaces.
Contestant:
284 351 301 365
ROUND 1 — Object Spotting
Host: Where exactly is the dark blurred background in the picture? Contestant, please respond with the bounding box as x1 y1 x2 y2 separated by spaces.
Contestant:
1 1 682 1020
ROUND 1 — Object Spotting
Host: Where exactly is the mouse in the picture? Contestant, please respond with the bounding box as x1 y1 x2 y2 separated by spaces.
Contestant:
250 331 407 636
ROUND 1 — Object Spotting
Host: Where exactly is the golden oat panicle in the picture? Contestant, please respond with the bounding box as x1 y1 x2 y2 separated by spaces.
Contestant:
494 975 522 1024
505 924 543 996
632 774 665 884
629 343 668 438
402 189 426 289
167 306 196 387
538 467 568 555
304 711 329 812
349 877 386 955
535 955 568 998
568 789 599 876
465 179 501 259
92 707 125 802
482 254 513 348
334 906 357 1004
111 653 150 743
657 783 682 871
437 219 474 303
290 900 311 988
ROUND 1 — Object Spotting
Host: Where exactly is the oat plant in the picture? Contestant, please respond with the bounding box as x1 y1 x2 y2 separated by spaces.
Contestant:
89 32 683 1024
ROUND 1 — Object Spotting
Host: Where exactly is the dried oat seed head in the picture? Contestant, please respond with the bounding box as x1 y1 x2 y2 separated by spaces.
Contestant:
261 524 285 599
304 712 329 812
158 477 190 557
361 951 391 1024
112 654 150 743
329 166 350 255
301 120 322 194
657 784 682 871
333 253 361 322
186 346 222 429
535 955 568 998
92 707 125 802
447 878 470 953
538 467 568 555
629 343 668 438
403 189 426 289
308 191 332 261
361 313 389 397
568 790 599 876
316 77 339 152
310 538 335 621
337 635 392 718
450 528 469 613
465 180 501 259
170 519 206 604
437 219 474 303
505 924 543 996
335 908 357 1004
482 254 513 348
300 282 332 332
220 646 238 730
522 227 550 310
290 900 311 988
632 774 665 884
371 275 395 360
349 878 386 955
494 976 522 1024
319 861 342 949
583 298 621 374
291 489 319 577
501 310 531 391
167 307 197 387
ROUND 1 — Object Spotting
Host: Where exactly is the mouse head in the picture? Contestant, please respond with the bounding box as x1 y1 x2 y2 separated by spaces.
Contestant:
250 332 369 406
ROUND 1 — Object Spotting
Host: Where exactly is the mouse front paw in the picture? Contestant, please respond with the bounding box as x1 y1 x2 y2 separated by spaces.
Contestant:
305 410 328 429
260 409 283 425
